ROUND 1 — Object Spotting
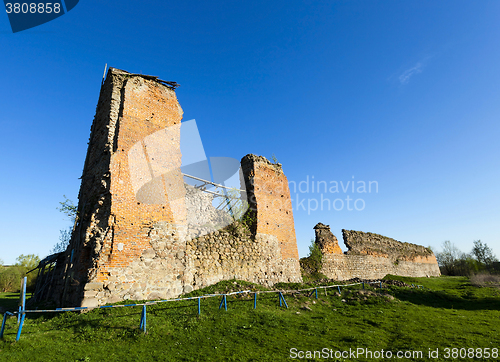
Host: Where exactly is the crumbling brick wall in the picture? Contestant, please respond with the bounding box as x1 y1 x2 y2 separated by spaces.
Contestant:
313 224 441 279
241 155 299 260
313 223 343 255
49 68 301 308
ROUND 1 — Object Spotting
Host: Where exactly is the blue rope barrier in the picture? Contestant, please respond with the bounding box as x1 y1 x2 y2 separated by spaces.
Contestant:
6 279 393 341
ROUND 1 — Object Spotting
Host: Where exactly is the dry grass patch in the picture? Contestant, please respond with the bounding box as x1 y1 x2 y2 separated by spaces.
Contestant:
470 273 500 287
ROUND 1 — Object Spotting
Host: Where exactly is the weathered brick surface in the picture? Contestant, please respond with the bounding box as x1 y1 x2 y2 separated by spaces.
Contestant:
51 68 189 306
313 223 342 254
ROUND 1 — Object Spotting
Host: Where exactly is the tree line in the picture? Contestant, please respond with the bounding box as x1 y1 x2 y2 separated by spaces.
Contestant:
0 254 40 292
0 197 77 293
434 240 499 276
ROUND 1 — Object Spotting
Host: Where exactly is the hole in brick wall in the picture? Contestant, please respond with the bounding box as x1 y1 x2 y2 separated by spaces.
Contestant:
137 202 140 205
121 149 124 151
162 206 165 209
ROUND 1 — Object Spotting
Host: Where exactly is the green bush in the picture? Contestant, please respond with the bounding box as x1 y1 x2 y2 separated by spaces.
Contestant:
0 266 24 292
0 254 41 292
436 240 498 276
307 239 323 271
300 239 326 282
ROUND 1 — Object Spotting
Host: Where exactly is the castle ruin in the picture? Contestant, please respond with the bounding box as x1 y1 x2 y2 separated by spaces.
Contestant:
41 68 439 308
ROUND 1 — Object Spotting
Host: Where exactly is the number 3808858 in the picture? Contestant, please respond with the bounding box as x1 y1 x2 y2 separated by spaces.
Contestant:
5 3 61 14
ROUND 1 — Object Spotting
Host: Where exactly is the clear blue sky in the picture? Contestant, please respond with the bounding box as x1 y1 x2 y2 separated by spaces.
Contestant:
1 1 499 264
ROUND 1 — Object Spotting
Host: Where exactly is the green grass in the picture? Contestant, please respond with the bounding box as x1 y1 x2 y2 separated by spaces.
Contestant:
1 277 499 361
0 292 21 311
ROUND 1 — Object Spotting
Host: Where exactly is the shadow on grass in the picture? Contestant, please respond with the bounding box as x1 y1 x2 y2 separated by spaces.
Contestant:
0 292 20 312
391 288 500 311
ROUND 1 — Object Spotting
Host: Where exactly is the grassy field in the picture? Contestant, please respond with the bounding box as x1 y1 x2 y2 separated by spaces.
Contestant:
0 276 499 361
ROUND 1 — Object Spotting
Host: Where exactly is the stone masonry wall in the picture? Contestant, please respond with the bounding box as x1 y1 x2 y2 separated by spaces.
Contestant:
320 254 441 280
342 229 436 262
48 69 301 308
315 224 440 280
187 231 301 289
184 181 301 290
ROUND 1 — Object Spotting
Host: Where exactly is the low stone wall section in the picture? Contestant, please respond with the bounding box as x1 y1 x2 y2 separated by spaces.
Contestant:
321 254 441 280
314 224 441 280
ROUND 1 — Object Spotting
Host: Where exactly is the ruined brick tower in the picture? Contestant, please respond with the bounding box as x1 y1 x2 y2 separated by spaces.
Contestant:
241 155 299 260
48 68 302 307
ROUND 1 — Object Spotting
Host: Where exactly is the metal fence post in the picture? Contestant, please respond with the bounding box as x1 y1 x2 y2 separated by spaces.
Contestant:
279 292 288 309
15 277 27 341
219 295 227 311
139 305 147 334
0 312 14 338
